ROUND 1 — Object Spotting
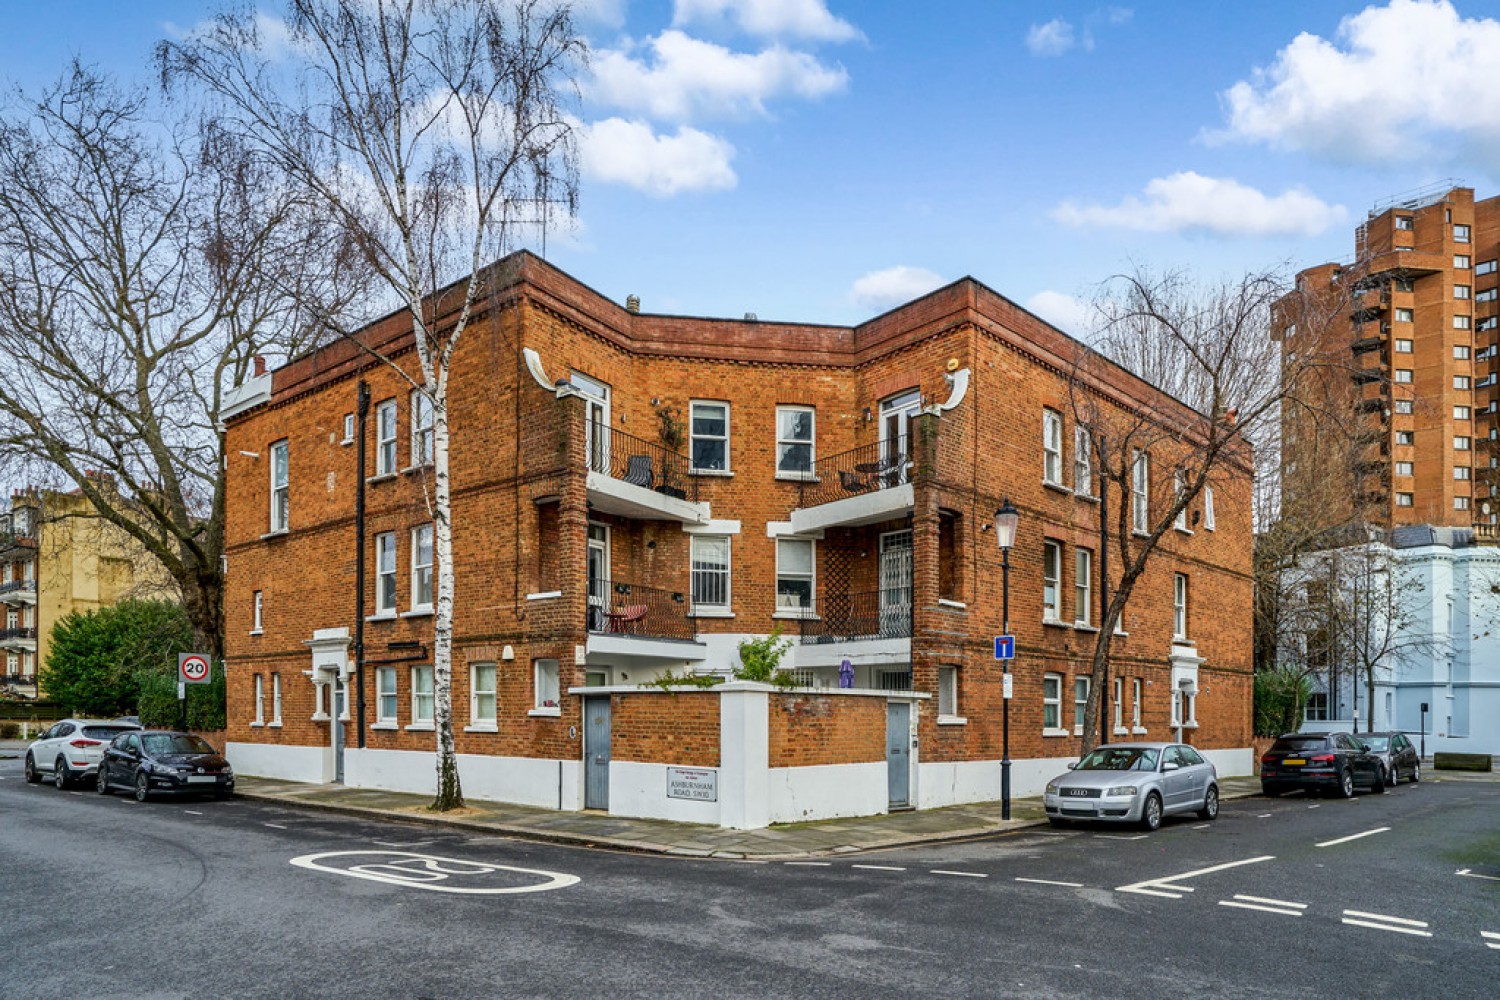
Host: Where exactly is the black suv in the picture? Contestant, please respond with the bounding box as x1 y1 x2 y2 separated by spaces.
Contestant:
1260 732 1384 798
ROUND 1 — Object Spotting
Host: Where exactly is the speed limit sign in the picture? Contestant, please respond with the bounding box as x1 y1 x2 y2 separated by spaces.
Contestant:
179 653 212 685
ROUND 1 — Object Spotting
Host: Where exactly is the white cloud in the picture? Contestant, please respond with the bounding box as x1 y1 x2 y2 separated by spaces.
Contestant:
1052 172 1346 238
848 266 946 310
1214 0 1500 162
673 0 862 42
1025 291 1095 337
590 30 848 122
1026 18 1077 56
578 118 737 196
574 0 629 30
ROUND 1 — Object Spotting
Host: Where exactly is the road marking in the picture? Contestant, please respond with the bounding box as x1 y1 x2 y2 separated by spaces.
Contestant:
1192 824 1211 830
1483 931 1500 950
1015 877 1083 887
1095 834 1148 841
1307 804 1320 809
1341 910 1432 937
930 870 987 878
784 861 830 867
290 850 579 895
1116 855 1276 898
263 822 288 829
372 839 436 848
1457 868 1500 882
1257 813 1271 818
851 864 906 872
1316 826 1391 848
184 810 203 816
1234 895 1308 909
1219 900 1304 917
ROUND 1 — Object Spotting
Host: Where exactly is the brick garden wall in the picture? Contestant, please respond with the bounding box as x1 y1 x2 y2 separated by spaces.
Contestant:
768 693 886 767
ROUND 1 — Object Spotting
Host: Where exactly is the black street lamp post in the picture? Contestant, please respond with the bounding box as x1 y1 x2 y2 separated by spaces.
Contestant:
995 499 1019 821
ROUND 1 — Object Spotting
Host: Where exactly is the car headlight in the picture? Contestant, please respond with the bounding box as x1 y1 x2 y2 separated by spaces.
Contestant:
223 766 233 777
1105 785 1138 797
1045 782 1060 795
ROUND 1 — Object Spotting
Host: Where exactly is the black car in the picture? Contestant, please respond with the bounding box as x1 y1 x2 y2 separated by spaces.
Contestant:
97 730 235 802
1356 731 1422 787
1260 732 1384 798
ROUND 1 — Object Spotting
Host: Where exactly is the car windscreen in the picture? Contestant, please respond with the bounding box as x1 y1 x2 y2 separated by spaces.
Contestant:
1359 737 1389 751
1269 737 1328 753
142 734 216 756
1075 748 1159 771
82 726 138 740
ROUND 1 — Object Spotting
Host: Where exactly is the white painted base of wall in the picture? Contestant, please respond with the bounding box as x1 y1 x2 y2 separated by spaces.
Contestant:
917 756 1079 808
609 760 721 825
1199 747 1254 778
227 741 334 783
769 762 887 824
343 747 581 810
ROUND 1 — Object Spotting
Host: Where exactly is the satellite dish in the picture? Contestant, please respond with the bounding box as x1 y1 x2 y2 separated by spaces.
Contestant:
1484 502 1492 515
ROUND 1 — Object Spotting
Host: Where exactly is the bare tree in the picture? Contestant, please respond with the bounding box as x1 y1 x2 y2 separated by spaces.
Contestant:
1068 267 1337 753
162 0 583 810
0 64 352 660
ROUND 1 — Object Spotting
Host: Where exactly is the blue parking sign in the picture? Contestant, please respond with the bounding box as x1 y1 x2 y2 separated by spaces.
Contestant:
993 635 1015 660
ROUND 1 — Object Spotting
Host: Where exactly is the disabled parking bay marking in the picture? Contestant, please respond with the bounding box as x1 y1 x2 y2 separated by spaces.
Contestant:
289 850 580 894
1116 855 1276 899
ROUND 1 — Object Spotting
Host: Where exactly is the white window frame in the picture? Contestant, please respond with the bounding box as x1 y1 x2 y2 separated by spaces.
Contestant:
1456 405 1472 420
470 661 497 728
1394 462 1413 476
1454 375 1470 390
775 537 816 616
1073 675 1090 735
376 666 397 724
1305 692 1329 722
1455 466 1471 480
1395 215 1413 231
1394 339 1413 353
410 665 434 727
1396 431 1414 445
1455 223 1471 243
1395 400 1414 415
1455 345 1471 360
1455 436 1472 451
253 674 264 726
1203 486 1216 531
1113 676 1124 732
375 399 398 475
271 672 282 726
1455 284 1471 299
1455 315 1471 330
1173 573 1189 640
1132 450 1149 533
1073 547 1092 627
1132 677 1144 730
937 665 960 721
1042 672 1064 733
375 532 397 616
1042 540 1062 622
1174 471 1190 531
1042 409 1064 485
252 590 263 634
775 405 815 479
1396 492 1414 507
1073 424 1092 495
410 388 434 467
1455 254 1470 269
269 439 289 533
1394 369 1413 384
1475 259 1497 276
533 658 561 712
342 413 355 444
690 535 732 615
689 400 730 473
1394 307 1414 323
411 524 434 611
1455 496 1471 511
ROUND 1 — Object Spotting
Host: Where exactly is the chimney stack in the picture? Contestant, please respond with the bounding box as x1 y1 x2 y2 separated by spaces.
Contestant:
253 356 267 377
625 295 640 314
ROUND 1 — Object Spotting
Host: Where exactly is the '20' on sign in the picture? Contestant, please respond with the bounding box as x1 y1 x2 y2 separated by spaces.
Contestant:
179 653 212 685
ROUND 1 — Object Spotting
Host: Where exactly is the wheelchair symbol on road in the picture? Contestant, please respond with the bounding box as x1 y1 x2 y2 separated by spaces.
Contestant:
289 850 580 894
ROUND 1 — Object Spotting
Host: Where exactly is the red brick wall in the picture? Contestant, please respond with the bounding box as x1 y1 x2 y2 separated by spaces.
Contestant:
610 691 720 767
769 693 886 767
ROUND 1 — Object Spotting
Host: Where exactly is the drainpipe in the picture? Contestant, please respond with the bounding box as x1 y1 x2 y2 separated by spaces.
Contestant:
354 381 370 749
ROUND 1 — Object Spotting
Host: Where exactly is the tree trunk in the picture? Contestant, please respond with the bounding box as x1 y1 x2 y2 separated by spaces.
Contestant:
430 391 464 811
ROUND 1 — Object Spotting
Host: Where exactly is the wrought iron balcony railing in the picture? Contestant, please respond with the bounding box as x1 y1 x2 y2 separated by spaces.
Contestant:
798 436 911 509
798 588 913 645
586 578 696 642
586 425 698 502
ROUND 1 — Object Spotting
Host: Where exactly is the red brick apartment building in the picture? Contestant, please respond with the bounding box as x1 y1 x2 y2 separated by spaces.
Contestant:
220 253 1253 827
1278 184 1500 532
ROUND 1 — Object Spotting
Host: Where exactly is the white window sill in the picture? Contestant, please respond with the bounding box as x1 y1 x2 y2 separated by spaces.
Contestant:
938 599 967 610
249 721 264 728
249 629 263 636
690 468 733 477
371 722 398 731
400 464 433 476
1073 623 1098 632
268 722 282 729
1204 525 1216 532
689 609 735 619
1173 634 1190 644
1074 491 1099 504
401 608 434 619
1131 726 1148 735
773 610 818 620
367 472 398 485
260 529 290 541
1132 529 1150 538
311 712 330 722
937 715 967 726
1113 726 1129 736
775 472 818 483
528 707 561 718
1042 479 1071 495
464 723 498 733
366 612 397 622
1181 721 1199 730
1042 727 1072 738
405 722 435 732
1042 617 1069 628
526 591 562 601
1113 629 1129 638
1175 526 1194 536
340 437 354 447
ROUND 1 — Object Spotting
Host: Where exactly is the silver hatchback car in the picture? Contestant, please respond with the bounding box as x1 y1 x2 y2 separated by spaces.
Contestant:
25 718 141 788
1044 742 1219 831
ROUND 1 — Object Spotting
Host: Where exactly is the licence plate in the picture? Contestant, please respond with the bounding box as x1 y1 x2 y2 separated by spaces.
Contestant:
186 775 218 784
1283 758 1306 766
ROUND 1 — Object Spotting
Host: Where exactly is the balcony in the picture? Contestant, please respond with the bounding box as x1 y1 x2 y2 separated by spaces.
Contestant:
0 627 37 652
1350 288 1387 322
0 531 37 554
0 673 38 697
584 426 710 525
1351 368 1383 386
791 437 915 534
793 588 912 670
585 578 706 663
0 580 37 605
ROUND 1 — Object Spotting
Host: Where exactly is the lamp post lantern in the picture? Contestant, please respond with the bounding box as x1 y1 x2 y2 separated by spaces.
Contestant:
994 499 1019 820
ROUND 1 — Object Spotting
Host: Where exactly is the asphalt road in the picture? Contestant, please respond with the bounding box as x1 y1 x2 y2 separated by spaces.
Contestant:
2 753 1496 999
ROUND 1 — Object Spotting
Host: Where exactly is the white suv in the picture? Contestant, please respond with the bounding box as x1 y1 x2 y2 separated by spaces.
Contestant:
25 718 142 788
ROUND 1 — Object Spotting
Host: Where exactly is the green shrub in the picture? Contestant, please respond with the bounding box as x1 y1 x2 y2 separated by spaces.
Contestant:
1254 668 1312 737
41 599 194 718
136 664 226 731
735 626 796 689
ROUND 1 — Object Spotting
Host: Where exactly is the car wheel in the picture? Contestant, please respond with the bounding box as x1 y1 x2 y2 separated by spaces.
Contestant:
1370 769 1386 794
1140 792 1163 832
1387 763 1401 788
1261 782 1281 797
133 772 151 803
214 787 232 801
1411 762 1421 784
24 753 40 784
54 759 70 790
1338 768 1355 799
1047 817 1069 828
1198 785 1219 820
97 767 111 795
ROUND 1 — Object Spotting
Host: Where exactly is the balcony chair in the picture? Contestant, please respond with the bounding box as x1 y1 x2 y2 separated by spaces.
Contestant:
606 604 648 633
622 454 654 489
838 469 871 494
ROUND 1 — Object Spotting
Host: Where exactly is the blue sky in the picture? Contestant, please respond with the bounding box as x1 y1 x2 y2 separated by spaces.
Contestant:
5 1 1500 333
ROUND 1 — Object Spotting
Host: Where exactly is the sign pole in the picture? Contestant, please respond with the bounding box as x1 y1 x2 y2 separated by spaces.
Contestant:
178 680 187 731
1001 546 1011 821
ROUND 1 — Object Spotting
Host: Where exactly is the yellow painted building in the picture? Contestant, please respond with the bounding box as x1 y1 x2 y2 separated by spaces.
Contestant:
0 480 177 700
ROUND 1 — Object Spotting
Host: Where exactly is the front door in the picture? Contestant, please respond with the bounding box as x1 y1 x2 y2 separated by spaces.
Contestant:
886 701 911 809
572 372 611 473
332 679 346 783
880 389 921 481
879 530 913 637
584 695 612 810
